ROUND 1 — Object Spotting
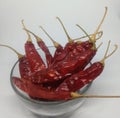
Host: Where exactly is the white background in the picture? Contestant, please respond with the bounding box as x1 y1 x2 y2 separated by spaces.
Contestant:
0 0 120 118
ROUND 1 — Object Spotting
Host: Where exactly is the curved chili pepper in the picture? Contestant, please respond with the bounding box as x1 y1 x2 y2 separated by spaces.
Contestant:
23 28 53 68
12 76 75 100
19 56 32 80
39 18 80 64
55 17 77 61
39 26 65 64
56 62 104 92
22 20 46 72
56 41 118 92
55 46 97 75
0 44 32 80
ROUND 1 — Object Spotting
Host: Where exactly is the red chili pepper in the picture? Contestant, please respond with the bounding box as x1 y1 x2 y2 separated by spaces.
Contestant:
40 26 64 64
55 17 77 62
55 46 97 76
19 56 32 80
56 41 118 92
22 20 46 72
23 29 53 68
40 18 82 65
12 76 76 100
56 62 104 92
0 44 32 80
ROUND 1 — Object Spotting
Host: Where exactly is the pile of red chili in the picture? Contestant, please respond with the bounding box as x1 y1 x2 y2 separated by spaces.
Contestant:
0 7 118 101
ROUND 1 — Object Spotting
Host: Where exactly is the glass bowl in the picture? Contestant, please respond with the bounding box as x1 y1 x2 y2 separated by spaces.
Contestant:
10 47 92 118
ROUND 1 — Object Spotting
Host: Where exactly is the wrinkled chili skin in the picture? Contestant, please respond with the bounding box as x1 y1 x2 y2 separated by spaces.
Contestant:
25 41 46 72
12 77 71 101
66 41 93 60
52 40 93 66
54 41 93 63
55 49 97 75
31 48 96 84
19 56 32 80
56 62 104 92
52 42 77 64
77 41 93 50
27 83 71 101
64 42 77 52
52 45 64 64
31 68 62 83
37 41 53 67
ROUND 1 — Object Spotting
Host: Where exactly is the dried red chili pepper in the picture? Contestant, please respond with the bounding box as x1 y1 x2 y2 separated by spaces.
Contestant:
19 56 32 80
54 45 97 76
0 44 32 80
55 17 77 61
39 26 64 64
56 41 118 92
40 18 87 66
12 76 78 100
23 28 53 68
22 20 46 72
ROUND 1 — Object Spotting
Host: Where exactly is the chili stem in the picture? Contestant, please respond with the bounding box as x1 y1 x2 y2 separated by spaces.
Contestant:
76 24 92 42
73 31 103 41
71 92 120 99
0 44 23 58
96 42 103 50
56 17 73 43
100 40 118 64
21 20 32 42
24 28 43 42
40 26 60 48
91 7 107 42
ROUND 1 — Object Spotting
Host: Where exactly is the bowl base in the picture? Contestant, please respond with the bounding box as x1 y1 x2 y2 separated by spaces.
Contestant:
32 111 76 118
